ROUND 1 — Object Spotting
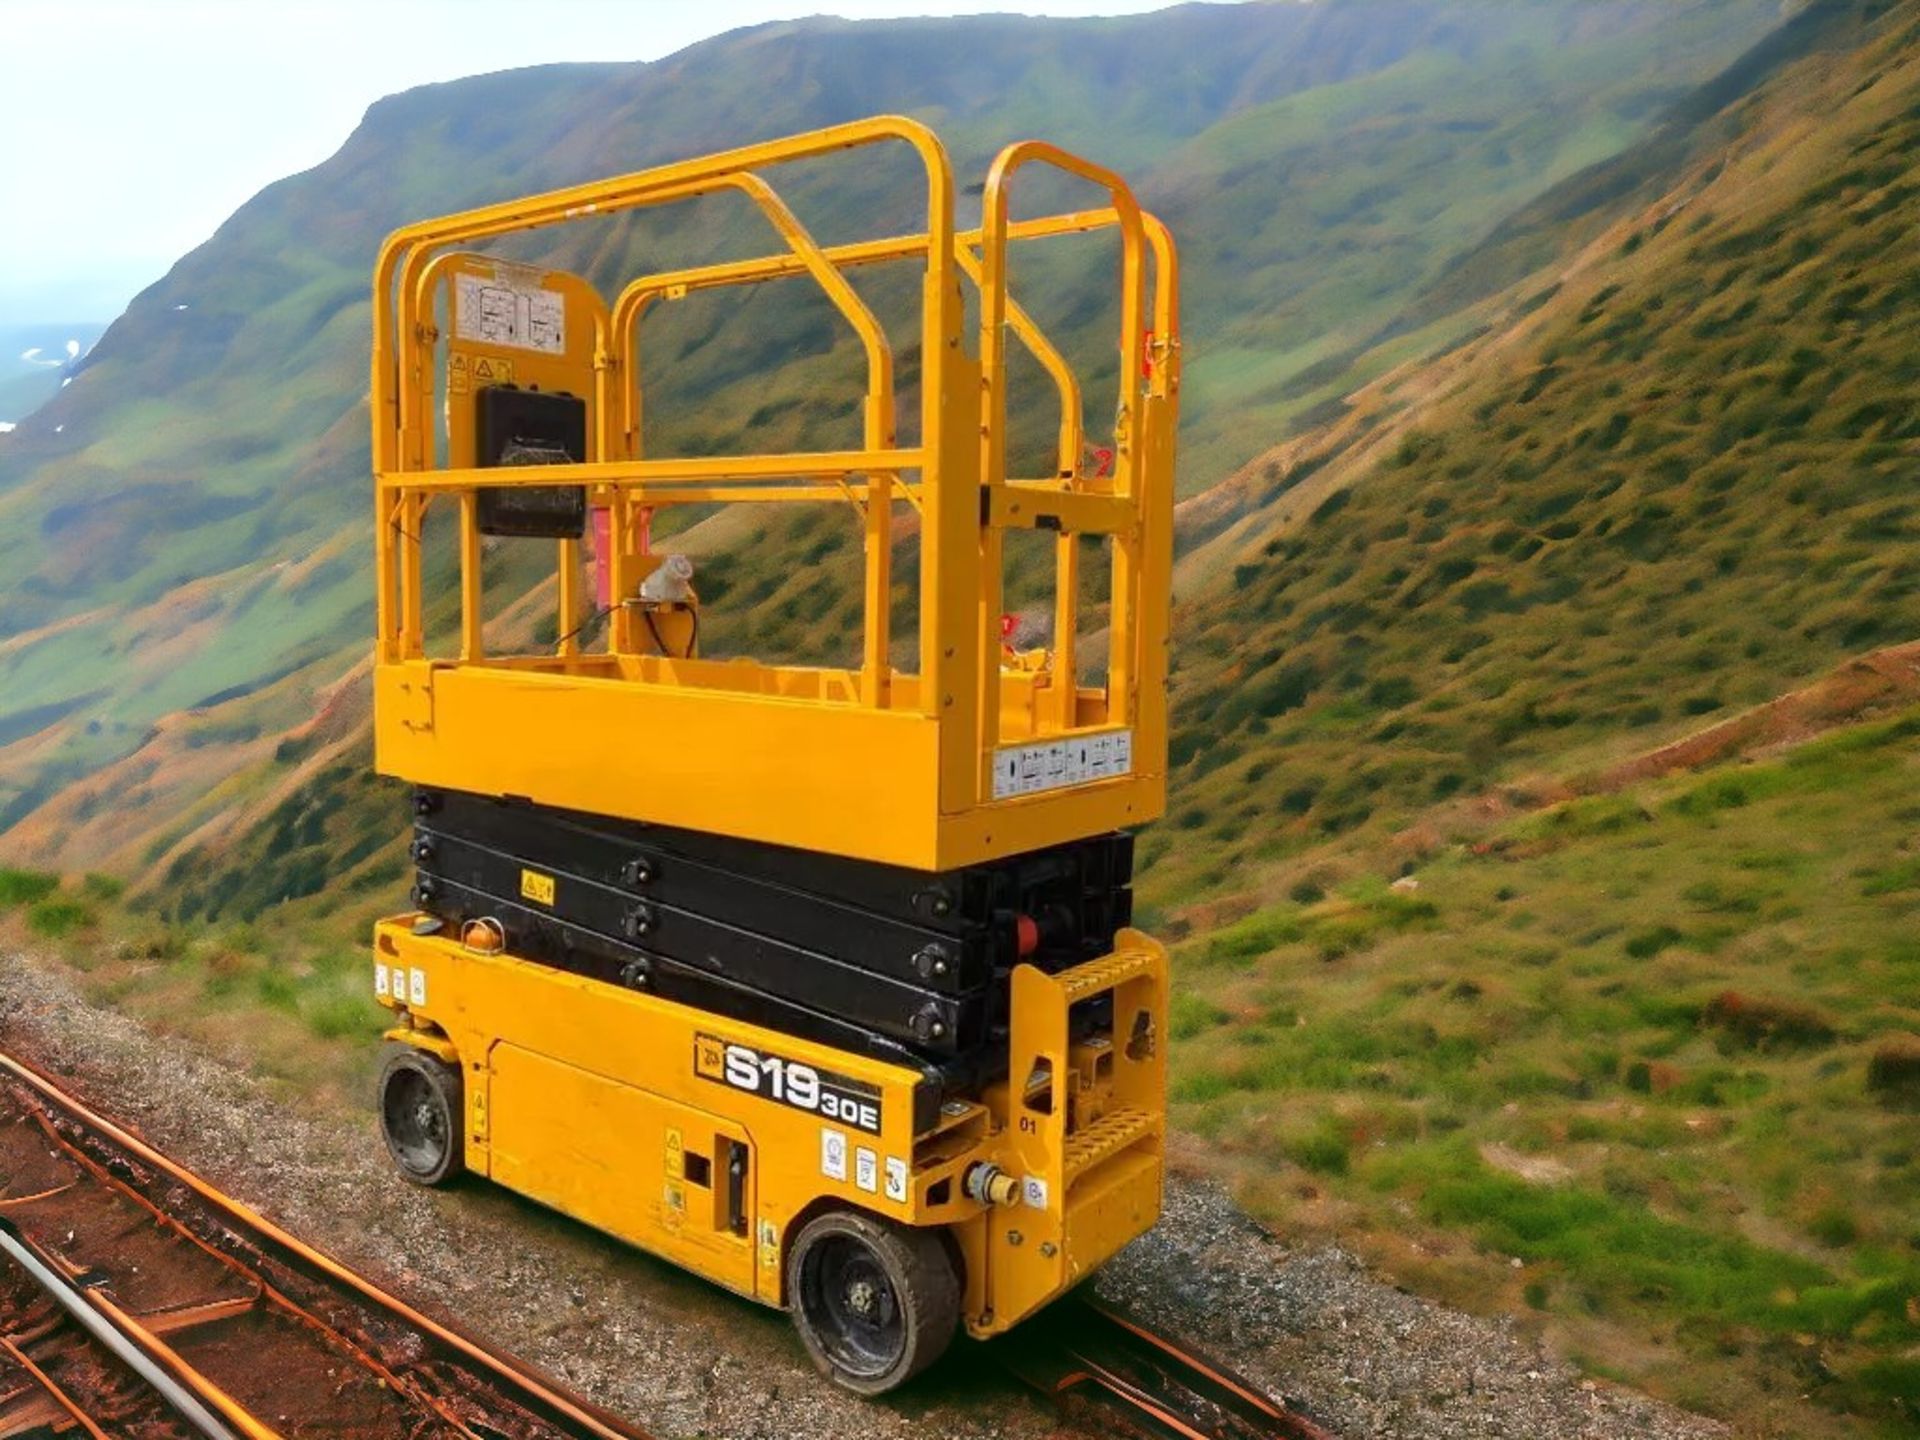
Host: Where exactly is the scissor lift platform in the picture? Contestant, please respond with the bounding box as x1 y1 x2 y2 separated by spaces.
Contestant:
370 115 1179 870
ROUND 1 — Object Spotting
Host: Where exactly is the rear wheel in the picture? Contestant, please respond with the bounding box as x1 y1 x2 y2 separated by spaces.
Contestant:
786 1209 959 1395
378 1049 464 1187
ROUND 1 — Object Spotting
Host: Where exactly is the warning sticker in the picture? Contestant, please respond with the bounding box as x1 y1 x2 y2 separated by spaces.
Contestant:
519 868 556 906
855 1147 879 1194
449 350 514 395
455 270 565 355
884 1156 909 1204
992 728 1133 800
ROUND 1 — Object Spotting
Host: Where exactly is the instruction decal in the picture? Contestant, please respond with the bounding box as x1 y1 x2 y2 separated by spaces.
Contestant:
455 269 565 355
992 728 1133 799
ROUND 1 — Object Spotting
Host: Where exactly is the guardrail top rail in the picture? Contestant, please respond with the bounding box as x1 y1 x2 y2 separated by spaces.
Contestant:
370 115 1179 871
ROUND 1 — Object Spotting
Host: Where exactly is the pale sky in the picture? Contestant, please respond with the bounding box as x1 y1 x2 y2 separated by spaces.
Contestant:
0 0 1179 323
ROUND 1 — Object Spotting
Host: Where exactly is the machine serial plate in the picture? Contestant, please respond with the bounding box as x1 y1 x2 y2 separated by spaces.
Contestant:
992 729 1133 799
694 1034 883 1134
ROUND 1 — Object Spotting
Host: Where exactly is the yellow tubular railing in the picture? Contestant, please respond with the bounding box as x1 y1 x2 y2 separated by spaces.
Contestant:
371 116 957 681
976 141 1151 778
604 173 897 694
370 116 1175 831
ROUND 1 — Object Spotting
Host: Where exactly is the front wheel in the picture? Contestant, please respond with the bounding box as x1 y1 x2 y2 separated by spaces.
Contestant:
378 1049 465 1187
786 1209 959 1395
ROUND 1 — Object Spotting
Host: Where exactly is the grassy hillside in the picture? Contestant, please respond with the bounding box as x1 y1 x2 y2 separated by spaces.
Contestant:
1153 0 1920 909
1170 705 1920 1433
0 0 1778 861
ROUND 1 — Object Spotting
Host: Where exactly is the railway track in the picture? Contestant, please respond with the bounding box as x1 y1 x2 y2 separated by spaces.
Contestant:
1001 1294 1338 1440
0 1047 653 1440
0 1042 1333 1439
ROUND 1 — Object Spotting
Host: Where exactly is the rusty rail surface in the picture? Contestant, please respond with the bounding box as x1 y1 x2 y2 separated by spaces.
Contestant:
0 1047 655 1440
1000 1293 1340 1440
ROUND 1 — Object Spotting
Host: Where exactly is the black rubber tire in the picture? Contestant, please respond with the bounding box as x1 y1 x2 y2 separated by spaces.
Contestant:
786 1208 960 1395
378 1049 465 1187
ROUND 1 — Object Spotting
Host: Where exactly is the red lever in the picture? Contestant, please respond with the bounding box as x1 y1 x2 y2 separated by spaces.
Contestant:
1014 914 1041 958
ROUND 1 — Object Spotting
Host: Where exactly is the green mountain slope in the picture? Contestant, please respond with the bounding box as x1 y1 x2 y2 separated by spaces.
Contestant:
1153 0 1920 908
0 0 1778 851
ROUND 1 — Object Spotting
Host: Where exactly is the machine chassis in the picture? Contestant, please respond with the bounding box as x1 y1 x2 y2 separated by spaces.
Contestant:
375 916 1166 1388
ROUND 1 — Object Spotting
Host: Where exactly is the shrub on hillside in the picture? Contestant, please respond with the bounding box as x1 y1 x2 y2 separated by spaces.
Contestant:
1702 990 1837 1050
0 869 59 907
1289 1116 1353 1175
26 898 93 938
1624 925 1684 959
1865 1036 1920 1104
80 872 124 902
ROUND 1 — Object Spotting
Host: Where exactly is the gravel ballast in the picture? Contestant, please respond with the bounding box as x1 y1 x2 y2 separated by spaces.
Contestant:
0 950 1725 1440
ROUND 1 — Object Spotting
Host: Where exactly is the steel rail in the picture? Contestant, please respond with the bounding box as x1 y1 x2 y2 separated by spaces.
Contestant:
0 1045 654 1440
1001 1293 1340 1440
17 1106 476 1440
0 1325 117 1440
0 1218 241 1440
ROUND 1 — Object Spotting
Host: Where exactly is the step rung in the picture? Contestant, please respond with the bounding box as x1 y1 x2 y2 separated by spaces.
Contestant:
1053 948 1157 1004
1063 1105 1154 1182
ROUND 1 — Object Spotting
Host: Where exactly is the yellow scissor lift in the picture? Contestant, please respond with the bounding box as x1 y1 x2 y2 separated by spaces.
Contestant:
369 116 1179 1393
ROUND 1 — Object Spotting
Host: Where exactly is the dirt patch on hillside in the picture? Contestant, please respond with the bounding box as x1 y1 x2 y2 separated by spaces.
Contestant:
1355 641 1920 899
1592 640 1920 788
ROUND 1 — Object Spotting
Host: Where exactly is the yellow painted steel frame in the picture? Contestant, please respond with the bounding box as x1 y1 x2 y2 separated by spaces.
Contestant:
374 918 1167 1337
370 115 1181 871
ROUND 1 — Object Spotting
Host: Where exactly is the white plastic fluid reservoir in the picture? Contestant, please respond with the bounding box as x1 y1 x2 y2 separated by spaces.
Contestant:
638 552 695 603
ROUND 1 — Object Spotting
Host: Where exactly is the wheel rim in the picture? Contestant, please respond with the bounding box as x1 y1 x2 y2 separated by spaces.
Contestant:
383 1066 449 1177
799 1233 906 1379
